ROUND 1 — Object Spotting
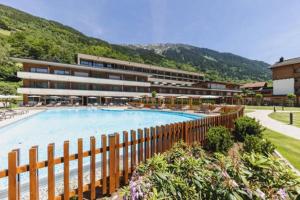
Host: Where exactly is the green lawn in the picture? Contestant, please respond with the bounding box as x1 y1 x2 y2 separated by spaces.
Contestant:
245 105 300 111
263 128 300 170
268 112 300 128
245 109 254 113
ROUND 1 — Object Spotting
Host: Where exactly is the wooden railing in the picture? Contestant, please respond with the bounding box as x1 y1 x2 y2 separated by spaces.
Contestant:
0 106 244 200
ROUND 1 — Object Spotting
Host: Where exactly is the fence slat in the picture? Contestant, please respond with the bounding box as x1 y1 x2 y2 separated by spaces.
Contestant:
145 128 150 159
115 133 120 189
63 141 69 200
109 135 116 194
123 131 129 184
29 147 38 200
90 136 96 200
138 129 144 163
102 135 107 195
12 149 20 200
47 144 55 200
77 139 83 200
8 151 17 200
131 130 137 172
151 127 156 156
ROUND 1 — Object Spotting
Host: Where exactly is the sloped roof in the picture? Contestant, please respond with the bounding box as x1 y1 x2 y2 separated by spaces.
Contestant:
241 82 267 89
271 57 300 68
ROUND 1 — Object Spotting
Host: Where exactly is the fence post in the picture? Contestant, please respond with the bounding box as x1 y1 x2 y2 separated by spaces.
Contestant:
29 147 39 200
138 129 144 163
115 133 120 189
101 135 107 195
123 131 129 184
12 149 20 200
63 141 69 200
145 128 151 159
90 136 96 199
47 144 55 200
150 127 156 156
77 139 83 200
131 130 137 171
8 151 17 200
109 134 116 194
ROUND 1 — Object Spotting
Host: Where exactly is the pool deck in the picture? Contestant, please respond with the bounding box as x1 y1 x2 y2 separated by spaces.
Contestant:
0 109 45 129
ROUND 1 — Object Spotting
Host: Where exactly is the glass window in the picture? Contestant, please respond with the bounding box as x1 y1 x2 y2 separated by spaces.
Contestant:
94 62 104 68
108 74 121 80
54 70 70 75
30 67 48 73
80 59 93 67
54 82 66 89
74 71 89 77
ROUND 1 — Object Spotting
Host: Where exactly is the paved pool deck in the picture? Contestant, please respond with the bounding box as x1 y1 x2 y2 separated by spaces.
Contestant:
246 110 300 140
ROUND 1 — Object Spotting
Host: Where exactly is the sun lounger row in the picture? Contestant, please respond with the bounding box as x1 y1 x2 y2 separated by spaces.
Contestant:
0 109 29 121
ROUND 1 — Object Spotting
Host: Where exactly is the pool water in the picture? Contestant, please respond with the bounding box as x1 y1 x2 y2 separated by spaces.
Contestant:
0 108 203 168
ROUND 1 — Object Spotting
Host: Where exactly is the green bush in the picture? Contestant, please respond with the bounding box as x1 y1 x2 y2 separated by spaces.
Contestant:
233 116 264 142
243 135 275 156
205 126 233 153
122 142 300 200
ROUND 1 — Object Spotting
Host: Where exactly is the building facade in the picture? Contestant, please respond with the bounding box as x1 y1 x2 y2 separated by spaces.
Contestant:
270 57 300 105
14 53 241 105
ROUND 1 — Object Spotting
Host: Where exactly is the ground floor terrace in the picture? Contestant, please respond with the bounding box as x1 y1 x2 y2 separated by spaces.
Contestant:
20 91 237 107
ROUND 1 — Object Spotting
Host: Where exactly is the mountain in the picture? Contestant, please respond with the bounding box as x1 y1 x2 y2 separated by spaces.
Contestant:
125 44 271 82
0 4 271 94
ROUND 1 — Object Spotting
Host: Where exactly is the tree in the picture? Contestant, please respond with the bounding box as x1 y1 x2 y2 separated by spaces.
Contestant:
255 94 263 106
287 93 296 107
151 91 157 105
234 94 242 105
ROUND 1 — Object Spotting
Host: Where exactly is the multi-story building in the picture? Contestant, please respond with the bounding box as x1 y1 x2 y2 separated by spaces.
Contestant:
14 53 241 105
271 57 300 105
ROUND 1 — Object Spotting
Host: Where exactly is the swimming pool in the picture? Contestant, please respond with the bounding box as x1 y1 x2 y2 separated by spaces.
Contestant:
0 108 203 168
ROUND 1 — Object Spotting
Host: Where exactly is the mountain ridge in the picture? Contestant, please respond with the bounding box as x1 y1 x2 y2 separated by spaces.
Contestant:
0 3 271 96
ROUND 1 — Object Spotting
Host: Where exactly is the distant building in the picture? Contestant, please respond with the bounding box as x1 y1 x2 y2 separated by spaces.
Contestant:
241 82 268 92
270 57 300 105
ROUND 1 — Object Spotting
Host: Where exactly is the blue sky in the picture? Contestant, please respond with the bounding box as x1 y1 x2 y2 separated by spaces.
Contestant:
1 0 300 63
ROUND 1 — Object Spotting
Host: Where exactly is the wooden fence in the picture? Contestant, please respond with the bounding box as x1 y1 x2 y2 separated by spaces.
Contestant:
0 106 244 200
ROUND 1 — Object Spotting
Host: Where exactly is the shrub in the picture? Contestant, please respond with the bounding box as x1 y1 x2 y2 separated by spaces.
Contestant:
205 126 233 153
243 135 275 156
122 142 300 200
233 116 264 142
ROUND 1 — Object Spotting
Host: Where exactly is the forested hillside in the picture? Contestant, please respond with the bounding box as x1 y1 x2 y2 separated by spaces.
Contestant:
0 4 271 94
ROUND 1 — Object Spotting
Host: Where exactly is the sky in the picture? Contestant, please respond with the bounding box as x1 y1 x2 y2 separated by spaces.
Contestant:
1 0 300 64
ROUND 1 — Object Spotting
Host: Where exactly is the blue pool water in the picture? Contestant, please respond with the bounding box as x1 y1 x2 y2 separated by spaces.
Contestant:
0 108 203 169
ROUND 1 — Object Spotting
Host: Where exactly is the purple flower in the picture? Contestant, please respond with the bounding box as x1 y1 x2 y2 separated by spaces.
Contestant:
256 189 265 200
277 188 287 199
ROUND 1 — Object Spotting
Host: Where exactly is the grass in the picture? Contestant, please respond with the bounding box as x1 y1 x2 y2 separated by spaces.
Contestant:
268 112 300 128
244 109 254 113
245 105 300 111
263 128 300 170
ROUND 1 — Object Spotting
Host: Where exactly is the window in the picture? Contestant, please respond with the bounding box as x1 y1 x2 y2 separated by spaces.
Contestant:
74 71 89 77
54 70 70 75
109 74 121 80
30 81 48 88
80 59 93 67
94 62 104 68
30 67 48 73
54 82 66 89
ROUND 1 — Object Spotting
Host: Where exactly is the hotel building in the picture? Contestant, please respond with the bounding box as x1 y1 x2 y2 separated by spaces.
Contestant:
14 53 241 105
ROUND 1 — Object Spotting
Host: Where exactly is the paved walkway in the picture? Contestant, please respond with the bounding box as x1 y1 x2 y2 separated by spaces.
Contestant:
246 110 300 140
